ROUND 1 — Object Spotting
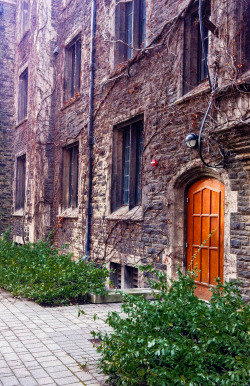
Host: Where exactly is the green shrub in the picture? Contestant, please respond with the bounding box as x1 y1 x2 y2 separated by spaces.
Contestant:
93 266 250 385
0 232 108 306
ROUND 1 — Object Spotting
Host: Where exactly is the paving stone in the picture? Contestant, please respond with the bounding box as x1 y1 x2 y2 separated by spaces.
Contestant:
18 377 38 386
12 368 31 378
36 377 55 385
0 288 121 385
73 371 95 381
51 376 80 385
0 367 14 377
1 376 19 386
30 369 49 379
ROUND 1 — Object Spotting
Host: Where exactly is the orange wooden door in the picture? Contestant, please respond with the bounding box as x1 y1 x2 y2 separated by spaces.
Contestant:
186 179 224 300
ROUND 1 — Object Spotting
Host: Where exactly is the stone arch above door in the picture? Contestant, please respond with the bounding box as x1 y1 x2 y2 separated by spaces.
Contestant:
166 162 237 289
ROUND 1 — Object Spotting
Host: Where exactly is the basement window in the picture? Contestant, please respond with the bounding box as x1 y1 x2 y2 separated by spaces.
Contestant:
115 0 146 66
183 2 211 94
110 262 122 289
18 68 28 123
124 265 138 289
15 154 26 211
64 35 81 102
111 117 143 213
62 143 79 210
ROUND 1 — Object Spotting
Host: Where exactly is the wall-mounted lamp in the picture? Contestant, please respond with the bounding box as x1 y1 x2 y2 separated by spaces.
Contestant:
185 133 198 148
185 127 224 168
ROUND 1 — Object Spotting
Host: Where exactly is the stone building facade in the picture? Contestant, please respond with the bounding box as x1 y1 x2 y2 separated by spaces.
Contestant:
1 0 249 300
0 0 16 234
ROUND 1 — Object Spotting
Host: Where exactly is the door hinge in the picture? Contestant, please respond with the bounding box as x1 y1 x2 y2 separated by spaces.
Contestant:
186 197 189 203
186 242 188 248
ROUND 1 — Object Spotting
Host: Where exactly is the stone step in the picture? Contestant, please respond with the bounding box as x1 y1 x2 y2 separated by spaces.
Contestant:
86 288 158 303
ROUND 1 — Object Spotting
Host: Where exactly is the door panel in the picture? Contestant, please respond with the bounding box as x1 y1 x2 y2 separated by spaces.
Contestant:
186 178 224 300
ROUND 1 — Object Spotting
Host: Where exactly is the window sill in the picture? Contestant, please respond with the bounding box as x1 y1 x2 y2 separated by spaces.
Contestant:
174 81 211 105
215 71 250 97
13 235 24 244
15 118 28 129
61 93 82 111
57 208 79 219
240 68 250 80
106 205 143 222
13 209 24 217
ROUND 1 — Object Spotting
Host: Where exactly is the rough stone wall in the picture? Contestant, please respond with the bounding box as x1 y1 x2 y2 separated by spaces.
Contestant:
0 0 16 234
12 0 58 243
50 0 92 257
88 0 250 299
9 0 250 299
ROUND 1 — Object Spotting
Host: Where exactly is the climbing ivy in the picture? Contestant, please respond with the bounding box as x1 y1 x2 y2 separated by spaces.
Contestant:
0 231 108 306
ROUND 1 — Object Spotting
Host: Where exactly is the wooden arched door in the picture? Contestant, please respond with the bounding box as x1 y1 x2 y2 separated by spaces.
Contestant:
186 179 224 300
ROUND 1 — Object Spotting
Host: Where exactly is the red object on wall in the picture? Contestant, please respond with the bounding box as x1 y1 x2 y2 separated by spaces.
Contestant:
151 159 158 167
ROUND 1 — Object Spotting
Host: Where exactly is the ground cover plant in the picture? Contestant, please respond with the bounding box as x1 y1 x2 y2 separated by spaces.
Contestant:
93 266 250 385
0 231 109 306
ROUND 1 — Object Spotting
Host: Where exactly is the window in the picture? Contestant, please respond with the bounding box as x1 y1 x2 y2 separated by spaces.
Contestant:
110 262 122 289
111 118 143 212
115 0 146 65
64 35 81 102
183 2 212 94
236 1 250 72
15 155 26 211
110 263 138 289
20 0 30 37
62 143 79 209
124 265 138 289
18 68 28 123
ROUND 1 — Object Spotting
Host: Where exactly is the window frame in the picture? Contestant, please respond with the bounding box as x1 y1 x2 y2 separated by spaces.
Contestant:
64 34 82 102
111 116 143 213
15 154 26 211
20 0 30 38
183 2 211 95
235 1 250 73
18 68 28 123
114 0 146 66
62 142 79 210
110 262 122 289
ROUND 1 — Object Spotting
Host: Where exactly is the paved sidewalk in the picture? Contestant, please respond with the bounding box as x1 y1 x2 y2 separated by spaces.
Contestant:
0 288 121 386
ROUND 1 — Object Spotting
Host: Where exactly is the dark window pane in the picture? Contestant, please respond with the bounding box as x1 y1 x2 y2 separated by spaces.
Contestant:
71 44 76 98
139 0 146 48
123 128 131 205
136 124 143 205
244 3 250 67
15 155 26 210
62 143 79 209
22 0 29 35
125 2 133 59
110 262 122 289
75 39 81 92
65 36 81 101
198 24 209 82
18 69 28 122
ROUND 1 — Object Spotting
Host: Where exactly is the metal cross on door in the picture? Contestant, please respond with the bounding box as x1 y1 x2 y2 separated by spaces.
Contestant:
186 178 225 300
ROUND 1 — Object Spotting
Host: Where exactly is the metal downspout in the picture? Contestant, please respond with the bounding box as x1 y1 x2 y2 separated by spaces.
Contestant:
85 0 96 257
